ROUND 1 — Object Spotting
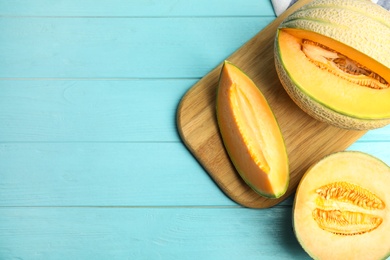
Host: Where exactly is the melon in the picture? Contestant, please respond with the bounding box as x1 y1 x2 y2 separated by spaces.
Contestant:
293 151 390 260
216 61 289 198
274 0 390 130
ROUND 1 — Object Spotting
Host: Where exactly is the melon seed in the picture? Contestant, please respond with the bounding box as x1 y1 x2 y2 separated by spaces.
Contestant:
312 209 383 235
315 181 385 210
313 181 385 235
301 39 389 89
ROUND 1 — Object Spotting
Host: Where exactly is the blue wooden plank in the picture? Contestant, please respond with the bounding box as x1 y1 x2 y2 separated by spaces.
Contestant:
0 143 235 206
0 79 192 142
1 80 389 142
0 0 275 17
357 124 390 141
0 207 309 260
0 142 388 207
0 17 274 78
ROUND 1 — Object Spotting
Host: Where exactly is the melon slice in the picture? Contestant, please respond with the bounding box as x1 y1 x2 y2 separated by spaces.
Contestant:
293 151 390 260
274 0 390 130
216 61 289 199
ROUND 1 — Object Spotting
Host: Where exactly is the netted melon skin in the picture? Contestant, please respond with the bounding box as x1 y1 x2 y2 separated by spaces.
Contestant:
280 0 390 70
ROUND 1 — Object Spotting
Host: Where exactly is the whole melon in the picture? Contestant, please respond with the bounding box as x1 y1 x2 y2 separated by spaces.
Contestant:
274 0 390 130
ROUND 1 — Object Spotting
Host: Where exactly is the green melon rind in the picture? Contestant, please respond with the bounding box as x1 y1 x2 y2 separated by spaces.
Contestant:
274 0 390 130
238 172 288 199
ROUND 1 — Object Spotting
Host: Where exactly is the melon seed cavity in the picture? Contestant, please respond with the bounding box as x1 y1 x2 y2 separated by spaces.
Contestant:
312 181 385 235
230 83 270 173
301 40 389 90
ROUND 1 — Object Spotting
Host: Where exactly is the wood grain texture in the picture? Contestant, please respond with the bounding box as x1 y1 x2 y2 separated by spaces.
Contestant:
0 143 231 207
0 17 273 78
0 80 192 142
177 0 367 208
0 207 310 260
0 0 274 17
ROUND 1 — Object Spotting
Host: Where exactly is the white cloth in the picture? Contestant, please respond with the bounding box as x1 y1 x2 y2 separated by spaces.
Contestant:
271 0 390 16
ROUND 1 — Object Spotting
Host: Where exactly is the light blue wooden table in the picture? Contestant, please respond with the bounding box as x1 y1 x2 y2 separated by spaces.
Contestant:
1 1 389 259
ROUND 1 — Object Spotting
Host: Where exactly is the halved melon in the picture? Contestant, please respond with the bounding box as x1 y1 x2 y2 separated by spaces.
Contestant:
216 61 289 198
293 151 390 260
274 0 390 130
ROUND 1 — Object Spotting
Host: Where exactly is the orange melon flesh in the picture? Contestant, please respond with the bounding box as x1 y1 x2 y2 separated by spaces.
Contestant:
216 61 289 198
277 29 390 119
293 151 390 260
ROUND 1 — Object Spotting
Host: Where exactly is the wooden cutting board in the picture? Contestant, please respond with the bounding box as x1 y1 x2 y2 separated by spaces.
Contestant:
176 0 366 208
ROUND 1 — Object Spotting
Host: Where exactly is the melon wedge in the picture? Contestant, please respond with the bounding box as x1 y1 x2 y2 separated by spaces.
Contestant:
216 61 289 199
